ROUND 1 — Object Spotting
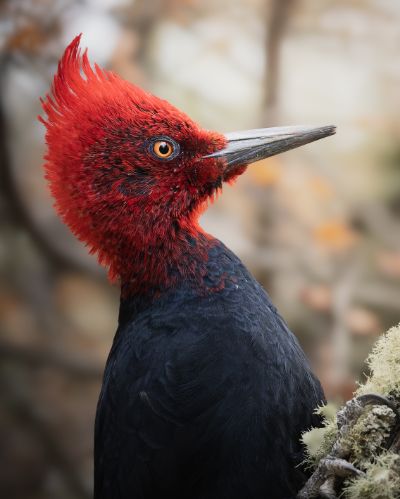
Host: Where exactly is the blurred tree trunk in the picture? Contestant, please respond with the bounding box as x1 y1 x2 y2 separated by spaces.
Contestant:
264 0 295 124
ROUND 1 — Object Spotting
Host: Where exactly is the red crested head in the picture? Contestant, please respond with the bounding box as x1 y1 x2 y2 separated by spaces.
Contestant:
40 35 335 295
40 35 228 293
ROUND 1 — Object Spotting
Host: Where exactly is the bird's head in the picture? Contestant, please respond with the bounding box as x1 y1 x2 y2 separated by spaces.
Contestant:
40 35 335 293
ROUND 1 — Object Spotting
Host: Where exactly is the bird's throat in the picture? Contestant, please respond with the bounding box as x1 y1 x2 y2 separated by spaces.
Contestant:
116 224 213 299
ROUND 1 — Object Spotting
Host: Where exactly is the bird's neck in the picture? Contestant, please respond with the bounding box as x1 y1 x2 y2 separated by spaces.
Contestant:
115 221 213 299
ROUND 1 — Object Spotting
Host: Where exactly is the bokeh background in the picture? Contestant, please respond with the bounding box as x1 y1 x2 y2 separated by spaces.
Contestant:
1 0 400 497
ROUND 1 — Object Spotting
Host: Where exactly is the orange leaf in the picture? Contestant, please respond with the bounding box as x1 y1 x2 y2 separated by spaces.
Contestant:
300 285 332 312
377 252 400 278
314 220 357 250
308 176 333 200
346 307 380 336
248 158 281 186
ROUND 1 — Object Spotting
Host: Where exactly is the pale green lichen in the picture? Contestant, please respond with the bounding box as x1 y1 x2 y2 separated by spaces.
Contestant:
347 405 396 465
344 452 400 499
301 325 400 498
301 403 338 466
357 324 400 398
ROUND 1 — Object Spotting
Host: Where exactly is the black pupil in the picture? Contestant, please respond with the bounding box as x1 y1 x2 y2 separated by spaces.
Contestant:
159 142 170 155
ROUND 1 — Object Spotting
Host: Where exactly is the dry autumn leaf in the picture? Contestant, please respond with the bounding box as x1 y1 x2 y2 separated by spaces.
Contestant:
6 22 59 55
314 220 358 250
300 285 332 312
377 251 400 278
248 157 282 186
308 175 334 201
346 307 381 336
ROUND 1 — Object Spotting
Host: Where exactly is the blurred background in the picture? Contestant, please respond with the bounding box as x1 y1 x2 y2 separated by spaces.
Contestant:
0 0 400 497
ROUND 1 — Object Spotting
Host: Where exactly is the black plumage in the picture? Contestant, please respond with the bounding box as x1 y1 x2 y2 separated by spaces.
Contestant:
94 239 325 499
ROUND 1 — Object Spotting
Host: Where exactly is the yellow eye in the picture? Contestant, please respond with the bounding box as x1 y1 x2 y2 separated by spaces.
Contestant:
153 140 174 159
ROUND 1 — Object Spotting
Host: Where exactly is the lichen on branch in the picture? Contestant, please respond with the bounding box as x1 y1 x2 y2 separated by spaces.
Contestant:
357 325 400 398
299 324 400 499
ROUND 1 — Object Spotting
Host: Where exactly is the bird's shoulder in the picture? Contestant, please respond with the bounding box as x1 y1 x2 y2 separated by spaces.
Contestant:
109 239 323 420
94 241 324 496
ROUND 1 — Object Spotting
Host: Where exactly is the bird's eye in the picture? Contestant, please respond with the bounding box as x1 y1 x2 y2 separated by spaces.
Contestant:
149 137 180 161
153 140 173 158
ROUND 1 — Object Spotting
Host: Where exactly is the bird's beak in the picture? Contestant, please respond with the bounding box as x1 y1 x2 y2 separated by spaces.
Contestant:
204 125 336 178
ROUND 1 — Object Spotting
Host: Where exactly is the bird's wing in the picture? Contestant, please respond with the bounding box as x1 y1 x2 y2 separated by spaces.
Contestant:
95 297 322 499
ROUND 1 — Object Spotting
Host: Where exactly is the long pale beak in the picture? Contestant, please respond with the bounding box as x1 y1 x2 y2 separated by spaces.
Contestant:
204 125 336 174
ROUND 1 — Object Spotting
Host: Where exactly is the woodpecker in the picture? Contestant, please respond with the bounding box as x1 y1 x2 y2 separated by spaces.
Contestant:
40 36 334 499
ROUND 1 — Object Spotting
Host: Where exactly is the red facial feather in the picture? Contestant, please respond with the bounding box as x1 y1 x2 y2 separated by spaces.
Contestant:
40 35 227 295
